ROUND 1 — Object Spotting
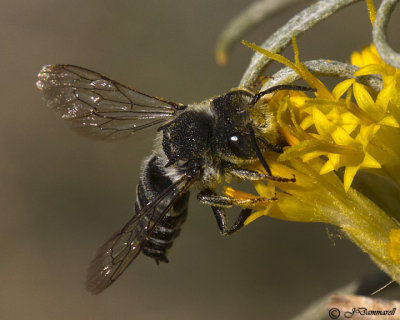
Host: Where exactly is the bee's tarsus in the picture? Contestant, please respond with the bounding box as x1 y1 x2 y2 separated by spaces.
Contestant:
209 205 253 236
265 174 296 183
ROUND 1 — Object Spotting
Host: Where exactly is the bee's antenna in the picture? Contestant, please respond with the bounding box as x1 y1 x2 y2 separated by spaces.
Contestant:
247 125 272 176
251 85 316 104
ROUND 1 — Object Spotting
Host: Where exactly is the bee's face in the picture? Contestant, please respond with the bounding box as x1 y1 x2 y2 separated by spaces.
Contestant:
211 90 268 162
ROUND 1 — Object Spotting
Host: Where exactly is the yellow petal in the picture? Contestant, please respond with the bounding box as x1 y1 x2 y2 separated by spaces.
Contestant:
301 150 327 162
331 126 356 146
278 140 325 161
300 115 314 130
365 0 376 26
354 64 387 77
356 124 379 148
353 82 383 115
340 112 360 134
242 41 298 73
363 46 382 65
351 51 363 67
223 186 259 200
320 154 341 174
253 180 275 198
279 127 300 146
244 211 265 225
378 115 399 128
290 95 308 107
376 86 392 112
291 36 333 100
361 152 381 169
332 79 354 99
326 106 340 122
377 76 400 112
319 160 335 174
343 165 360 191
313 108 334 138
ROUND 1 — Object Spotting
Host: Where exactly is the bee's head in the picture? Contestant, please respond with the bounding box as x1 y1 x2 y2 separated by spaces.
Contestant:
212 89 283 163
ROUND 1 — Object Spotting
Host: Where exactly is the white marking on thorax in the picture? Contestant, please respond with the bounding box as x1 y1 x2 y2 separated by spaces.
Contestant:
186 99 215 118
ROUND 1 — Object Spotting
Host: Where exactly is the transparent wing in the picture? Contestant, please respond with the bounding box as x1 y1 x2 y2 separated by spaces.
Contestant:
86 170 199 294
36 65 183 139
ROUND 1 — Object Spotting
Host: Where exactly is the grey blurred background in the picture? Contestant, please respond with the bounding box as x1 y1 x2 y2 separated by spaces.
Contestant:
1 0 400 319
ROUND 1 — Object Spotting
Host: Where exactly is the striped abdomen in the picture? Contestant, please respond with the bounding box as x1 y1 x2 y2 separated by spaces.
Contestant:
135 155 189 263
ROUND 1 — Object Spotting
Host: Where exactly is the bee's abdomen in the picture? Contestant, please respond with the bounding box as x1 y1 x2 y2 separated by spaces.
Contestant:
136 155 189 263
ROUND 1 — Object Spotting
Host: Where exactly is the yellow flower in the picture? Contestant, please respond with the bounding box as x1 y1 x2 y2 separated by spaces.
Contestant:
350 44 400 186
245 39 399 192
224 36 400 285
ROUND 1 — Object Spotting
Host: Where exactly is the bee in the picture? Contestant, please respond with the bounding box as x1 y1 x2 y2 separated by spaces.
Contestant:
37 64 313 294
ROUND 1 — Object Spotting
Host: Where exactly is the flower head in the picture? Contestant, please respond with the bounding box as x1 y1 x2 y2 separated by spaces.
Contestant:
245 38 399 192
224 34 400 285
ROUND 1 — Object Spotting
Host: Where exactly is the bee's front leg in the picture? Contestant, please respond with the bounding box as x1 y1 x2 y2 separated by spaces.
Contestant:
230 168 295 183
197 190 253 235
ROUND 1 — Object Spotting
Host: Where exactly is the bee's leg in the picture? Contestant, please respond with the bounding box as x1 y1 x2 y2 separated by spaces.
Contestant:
230 167 295 183
198 192 276 207
197 192 234 208
197 190 264 235
212 206 253 235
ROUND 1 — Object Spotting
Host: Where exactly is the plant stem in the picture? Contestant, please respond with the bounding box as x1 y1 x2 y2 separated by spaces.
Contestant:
373 0 400 68
240 0 362 88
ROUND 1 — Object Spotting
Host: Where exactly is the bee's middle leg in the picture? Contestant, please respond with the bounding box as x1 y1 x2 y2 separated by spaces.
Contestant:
197 190 253 235
212 206 252 236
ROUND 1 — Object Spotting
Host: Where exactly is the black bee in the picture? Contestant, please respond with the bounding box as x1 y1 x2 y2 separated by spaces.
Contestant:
37 65 312 294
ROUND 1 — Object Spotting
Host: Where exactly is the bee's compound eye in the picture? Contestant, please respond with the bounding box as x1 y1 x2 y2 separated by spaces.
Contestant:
227 133 255 158
228 134 243 156
229 135 239 142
